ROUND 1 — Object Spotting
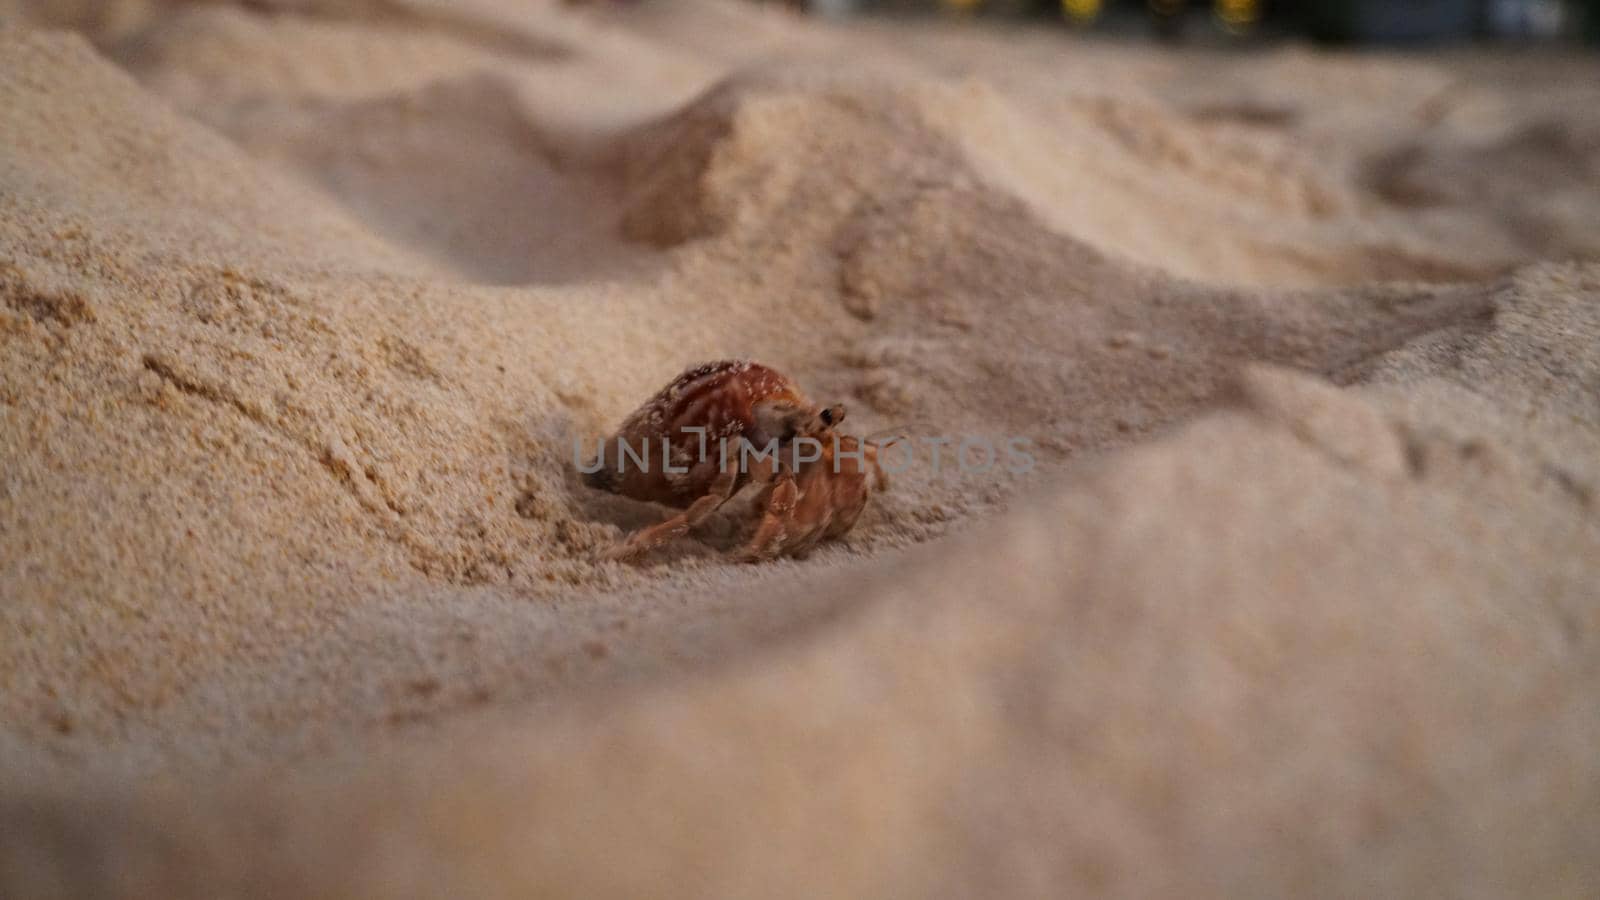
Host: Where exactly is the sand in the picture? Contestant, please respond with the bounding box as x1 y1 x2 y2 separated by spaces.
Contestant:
1 0 1598 896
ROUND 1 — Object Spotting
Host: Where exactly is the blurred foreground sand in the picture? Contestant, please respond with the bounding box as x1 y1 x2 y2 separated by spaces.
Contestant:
1 1 1598 895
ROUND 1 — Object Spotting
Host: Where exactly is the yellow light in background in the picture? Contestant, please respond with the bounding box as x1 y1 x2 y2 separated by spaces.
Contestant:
1062 0 1102 22
1214 0 1259 31
942 0 983 12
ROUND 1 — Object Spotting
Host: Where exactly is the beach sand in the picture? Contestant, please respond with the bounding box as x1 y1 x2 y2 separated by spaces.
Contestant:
1 1 1598 895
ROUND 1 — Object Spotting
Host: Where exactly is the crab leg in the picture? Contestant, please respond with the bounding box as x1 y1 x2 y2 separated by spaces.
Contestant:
734 473 800 563
603 465 739 561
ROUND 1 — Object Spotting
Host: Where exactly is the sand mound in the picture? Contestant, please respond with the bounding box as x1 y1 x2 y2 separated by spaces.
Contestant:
1369 117 1600 262
2 2 1599 896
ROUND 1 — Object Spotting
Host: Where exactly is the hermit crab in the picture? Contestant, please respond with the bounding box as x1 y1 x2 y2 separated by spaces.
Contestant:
581 360 890 562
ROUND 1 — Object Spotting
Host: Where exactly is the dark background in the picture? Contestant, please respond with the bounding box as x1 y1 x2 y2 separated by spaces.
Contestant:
836 0 1600 44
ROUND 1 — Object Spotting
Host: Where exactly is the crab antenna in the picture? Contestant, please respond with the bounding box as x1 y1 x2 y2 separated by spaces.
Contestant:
862 421 936 447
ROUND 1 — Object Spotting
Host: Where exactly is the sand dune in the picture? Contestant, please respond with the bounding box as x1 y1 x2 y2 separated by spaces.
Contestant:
1 1 1598 896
